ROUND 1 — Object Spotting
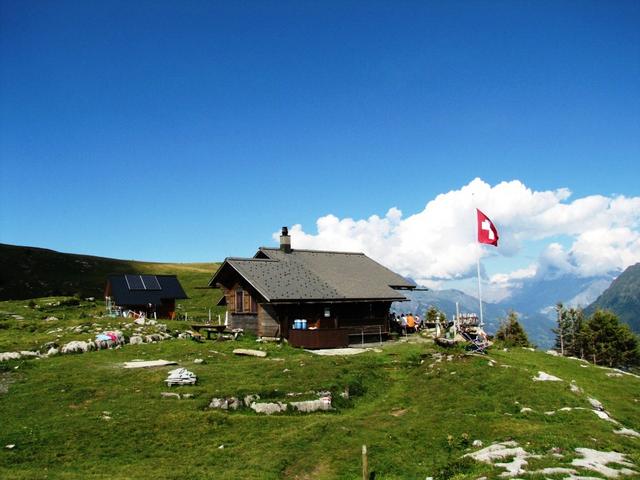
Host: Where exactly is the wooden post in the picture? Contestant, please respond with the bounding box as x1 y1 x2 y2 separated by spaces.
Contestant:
557 304 564 356
362 445 368 480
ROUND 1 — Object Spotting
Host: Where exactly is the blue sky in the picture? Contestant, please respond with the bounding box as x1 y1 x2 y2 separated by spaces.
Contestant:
1 1 639 277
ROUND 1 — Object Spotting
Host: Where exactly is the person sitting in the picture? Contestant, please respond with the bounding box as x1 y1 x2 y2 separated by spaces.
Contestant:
414 314 422 331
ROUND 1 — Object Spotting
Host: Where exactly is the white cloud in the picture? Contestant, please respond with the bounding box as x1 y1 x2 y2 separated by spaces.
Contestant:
489 264 539 299
275 178 640 298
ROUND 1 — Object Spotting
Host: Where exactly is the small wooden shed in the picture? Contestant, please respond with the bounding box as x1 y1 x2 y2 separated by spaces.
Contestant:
105 274 188 319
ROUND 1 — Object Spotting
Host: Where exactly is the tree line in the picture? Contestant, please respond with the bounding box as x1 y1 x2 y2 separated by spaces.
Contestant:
422 304 639 370
552 304 639 368
491 306 639 370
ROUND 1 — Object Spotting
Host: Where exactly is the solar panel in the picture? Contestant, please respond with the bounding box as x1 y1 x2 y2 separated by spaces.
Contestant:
141 275 161 290
125 274 145 290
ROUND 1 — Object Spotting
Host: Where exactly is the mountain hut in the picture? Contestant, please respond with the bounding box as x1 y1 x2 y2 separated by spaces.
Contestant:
208 227 415 348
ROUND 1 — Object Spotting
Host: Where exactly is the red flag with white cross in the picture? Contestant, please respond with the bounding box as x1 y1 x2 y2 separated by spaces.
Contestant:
477 209 499 246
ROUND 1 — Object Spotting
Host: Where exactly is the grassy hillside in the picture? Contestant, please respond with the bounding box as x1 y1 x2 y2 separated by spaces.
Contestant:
0 243 220 302
1 339 638 479
586 263 640 333
1 296 639 479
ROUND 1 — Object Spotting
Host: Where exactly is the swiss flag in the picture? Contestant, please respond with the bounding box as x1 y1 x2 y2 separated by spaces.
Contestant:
477 209 499 246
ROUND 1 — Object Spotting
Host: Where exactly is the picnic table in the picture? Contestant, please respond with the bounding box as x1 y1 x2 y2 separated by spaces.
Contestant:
191 324 228 340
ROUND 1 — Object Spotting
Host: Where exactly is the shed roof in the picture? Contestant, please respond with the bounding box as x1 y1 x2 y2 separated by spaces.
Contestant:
107 274 188 305
209 247 414 303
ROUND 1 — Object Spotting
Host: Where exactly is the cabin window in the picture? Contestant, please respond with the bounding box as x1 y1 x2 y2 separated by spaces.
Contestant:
235 290 244 313
250 296 258 313
244 292 251 312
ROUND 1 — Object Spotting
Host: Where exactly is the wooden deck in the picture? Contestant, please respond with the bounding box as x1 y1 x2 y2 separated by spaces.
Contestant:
288 328 349 349
288 325 388 349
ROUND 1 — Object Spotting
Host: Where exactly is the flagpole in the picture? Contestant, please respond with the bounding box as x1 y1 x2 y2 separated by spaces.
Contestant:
476 245 484 327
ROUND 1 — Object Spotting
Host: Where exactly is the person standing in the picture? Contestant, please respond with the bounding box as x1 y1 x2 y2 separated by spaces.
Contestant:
406 313 415 333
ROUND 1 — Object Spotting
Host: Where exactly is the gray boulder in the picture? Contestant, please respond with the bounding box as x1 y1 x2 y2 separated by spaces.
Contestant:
209 397 240 410
161 392 181 399
0 352 21 362
289 398 332 413
61 341 90 354
250 402 287 415
19 351 40 358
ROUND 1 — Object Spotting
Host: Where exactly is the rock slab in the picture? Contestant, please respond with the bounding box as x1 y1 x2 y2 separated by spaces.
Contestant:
233 349 267 358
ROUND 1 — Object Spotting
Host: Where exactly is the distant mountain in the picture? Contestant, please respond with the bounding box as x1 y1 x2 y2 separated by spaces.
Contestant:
585 263 640 333
401 272 616 349
498 273 613 314
0 243 217 301
494 273 614 348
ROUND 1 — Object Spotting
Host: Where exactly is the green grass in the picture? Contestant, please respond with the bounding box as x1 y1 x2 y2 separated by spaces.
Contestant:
1 332 639 479
1 270 639 479
0 261 225 352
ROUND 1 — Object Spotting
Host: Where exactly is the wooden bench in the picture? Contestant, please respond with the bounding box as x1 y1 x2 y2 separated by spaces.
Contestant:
191 324 228 340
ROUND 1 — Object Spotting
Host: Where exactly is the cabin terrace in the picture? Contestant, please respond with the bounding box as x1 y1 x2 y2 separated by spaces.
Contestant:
209 227 415 348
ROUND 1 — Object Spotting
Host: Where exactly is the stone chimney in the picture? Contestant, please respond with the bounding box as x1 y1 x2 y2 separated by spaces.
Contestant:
279 226 292 253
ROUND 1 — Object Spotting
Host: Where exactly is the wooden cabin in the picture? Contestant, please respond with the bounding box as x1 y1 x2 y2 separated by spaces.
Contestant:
105 274 188 319
209 227 414 348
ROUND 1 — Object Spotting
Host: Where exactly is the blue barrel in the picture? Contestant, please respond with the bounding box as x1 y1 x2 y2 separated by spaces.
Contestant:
301 319 307 330
293 319 301 329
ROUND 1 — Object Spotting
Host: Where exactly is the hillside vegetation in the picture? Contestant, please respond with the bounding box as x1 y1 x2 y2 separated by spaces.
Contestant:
0 243 219 302
586 263 640 333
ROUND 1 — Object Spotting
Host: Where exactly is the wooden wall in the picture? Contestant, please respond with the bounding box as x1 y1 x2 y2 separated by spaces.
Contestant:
230 314 259 334
258 304 279 337
219 273 393 339
222 282 261 335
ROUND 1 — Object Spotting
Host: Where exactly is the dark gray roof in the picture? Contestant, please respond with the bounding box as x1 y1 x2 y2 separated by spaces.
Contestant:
107 274 188 305
209 247 413 302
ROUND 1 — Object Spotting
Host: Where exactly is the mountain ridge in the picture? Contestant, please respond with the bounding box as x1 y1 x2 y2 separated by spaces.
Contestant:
585 262 640 333
0 243 217 301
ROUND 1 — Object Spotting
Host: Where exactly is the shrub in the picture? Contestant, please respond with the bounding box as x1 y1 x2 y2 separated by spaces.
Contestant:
435 456 478 479
59 298 80 307
495 311 530 347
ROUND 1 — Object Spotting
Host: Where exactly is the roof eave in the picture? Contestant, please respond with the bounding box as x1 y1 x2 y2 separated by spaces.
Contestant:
268 296 408 304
